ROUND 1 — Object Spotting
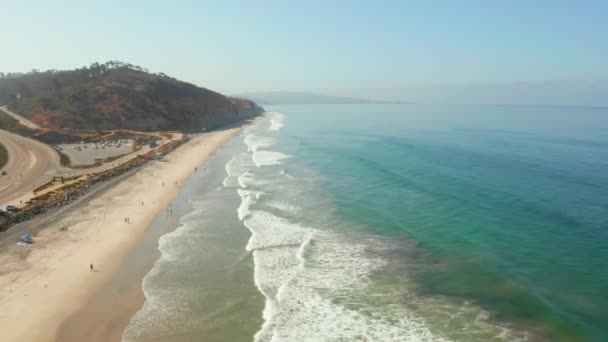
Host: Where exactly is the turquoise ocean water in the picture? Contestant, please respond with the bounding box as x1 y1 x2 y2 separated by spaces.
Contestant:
127 104 608 341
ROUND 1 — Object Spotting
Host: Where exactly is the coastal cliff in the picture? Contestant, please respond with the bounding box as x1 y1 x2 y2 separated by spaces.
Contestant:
0 61 264 132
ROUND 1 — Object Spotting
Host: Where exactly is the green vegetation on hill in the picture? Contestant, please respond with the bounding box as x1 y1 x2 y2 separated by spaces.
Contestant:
0 61 263 132
0 142 7 169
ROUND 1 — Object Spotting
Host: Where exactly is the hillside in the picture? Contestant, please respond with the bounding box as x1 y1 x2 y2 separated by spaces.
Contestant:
0 62 264 132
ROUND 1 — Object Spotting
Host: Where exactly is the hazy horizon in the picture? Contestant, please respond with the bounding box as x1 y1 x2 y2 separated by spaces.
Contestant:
1 1 606 106
2 3 608 341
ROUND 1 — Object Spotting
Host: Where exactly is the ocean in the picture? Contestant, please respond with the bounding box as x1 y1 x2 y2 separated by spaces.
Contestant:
125 104 608 341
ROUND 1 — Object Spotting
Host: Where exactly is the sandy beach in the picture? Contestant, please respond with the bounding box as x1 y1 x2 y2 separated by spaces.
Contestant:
0 124 245 342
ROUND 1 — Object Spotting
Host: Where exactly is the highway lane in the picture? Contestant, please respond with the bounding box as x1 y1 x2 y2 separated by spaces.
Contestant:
0 129 64 208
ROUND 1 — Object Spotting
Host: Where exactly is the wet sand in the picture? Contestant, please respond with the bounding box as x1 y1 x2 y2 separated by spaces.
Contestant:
55 181 193 342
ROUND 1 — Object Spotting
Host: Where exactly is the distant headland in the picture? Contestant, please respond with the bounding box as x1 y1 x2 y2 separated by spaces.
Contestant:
235 91 410 105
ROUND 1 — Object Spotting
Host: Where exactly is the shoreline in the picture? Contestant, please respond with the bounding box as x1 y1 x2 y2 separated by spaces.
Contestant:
0 122 247 342
54 161 200 342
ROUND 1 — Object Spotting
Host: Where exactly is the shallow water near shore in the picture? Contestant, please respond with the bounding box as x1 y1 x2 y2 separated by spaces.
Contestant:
127 104 608 341
123 135 264 342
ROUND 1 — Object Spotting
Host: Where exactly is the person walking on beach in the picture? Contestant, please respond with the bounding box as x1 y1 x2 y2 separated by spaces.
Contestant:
90 264 93 271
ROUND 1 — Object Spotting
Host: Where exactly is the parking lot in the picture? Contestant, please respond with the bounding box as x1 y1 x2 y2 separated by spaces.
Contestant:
57 141 135 166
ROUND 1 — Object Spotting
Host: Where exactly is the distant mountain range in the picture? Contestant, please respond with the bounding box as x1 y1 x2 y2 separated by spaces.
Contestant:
236 91 408 105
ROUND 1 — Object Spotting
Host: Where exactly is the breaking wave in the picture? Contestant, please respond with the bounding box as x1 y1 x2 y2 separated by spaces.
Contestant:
269 112 285 131
230 111 528 342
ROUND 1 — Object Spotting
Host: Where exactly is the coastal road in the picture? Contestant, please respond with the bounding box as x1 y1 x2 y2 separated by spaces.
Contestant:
0 129 63 208
0 106 40 130
0 110 181 208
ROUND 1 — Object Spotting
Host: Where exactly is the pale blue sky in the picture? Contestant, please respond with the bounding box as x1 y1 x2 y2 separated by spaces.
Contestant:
1 1 606 105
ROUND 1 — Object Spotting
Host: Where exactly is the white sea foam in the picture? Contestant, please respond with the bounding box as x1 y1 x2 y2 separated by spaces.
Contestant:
245 134 276 152
237 172 249 188
239 206 448 342
266 201 301 214
237 189 259 221
124 202 209 341
269 112 285 131
253 151 290 167
238 170 266 188
239 206 525 341
236 119 441 339
223 156 240 187
233 112 516 341
242 211 311 341
244 211 310 251
223 152 255 187
242 121 257 136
